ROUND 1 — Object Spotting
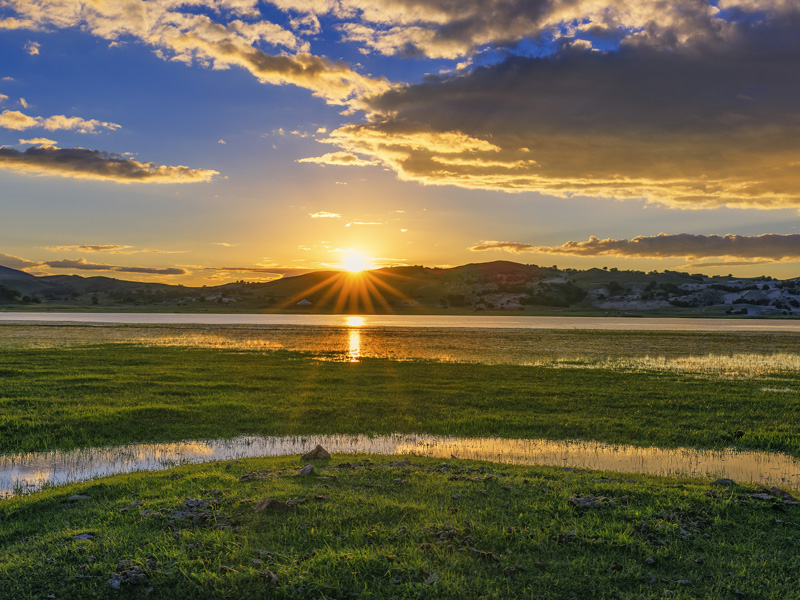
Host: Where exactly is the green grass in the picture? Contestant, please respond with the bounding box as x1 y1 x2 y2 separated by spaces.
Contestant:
0 344 798 455
1 455 798 599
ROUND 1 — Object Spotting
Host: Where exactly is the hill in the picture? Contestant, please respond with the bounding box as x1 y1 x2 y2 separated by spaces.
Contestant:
1 260 798 317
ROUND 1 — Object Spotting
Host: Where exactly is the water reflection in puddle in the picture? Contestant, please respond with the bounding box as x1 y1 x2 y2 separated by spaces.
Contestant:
2 434 799 497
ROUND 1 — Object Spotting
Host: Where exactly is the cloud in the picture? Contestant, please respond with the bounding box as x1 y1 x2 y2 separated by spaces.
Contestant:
0 252 41 269
44 244 133 253
345 221 383 227
298 151 380 166
0 145 218 183
19 137 57 146
42 244 185 254
19 97 29 108
43 257 186 274
0 0 389 104
471 233 800 261
0 110 39 131
24 40 39 55
309 10 800 210
0 93 7 103
0 252 187 275
0 109 121 133
269 0 772 60
310 211 341 218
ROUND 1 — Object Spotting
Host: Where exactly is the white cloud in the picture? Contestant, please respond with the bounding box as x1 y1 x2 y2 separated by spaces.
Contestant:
24 40 40 55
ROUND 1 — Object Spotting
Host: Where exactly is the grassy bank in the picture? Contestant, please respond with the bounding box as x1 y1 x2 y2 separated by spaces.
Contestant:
1 344 798 455
1 454 798 599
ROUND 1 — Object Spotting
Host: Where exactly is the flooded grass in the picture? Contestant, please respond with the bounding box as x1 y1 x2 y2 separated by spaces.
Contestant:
1 454 798 599
0 343 798 457
2 323 800 376
3 434 800 497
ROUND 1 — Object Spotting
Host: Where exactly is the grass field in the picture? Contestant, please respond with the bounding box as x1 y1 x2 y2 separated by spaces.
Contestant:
0 341 798 456
2 454 799 599
1 325 798 598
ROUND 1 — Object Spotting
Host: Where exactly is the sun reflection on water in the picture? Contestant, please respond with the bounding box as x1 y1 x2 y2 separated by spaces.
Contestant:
347 316 363 362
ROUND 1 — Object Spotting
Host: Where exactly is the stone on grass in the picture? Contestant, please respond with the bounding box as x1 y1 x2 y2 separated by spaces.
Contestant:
67 494 91 501
298 464 315 476
711 478 736 486
301 445 331 461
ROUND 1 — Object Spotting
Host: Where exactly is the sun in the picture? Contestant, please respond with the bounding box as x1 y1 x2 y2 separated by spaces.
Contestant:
340 251 372 273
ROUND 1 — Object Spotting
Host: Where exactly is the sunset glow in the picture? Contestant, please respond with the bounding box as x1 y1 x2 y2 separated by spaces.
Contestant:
340 252 372 273
1 1 799 283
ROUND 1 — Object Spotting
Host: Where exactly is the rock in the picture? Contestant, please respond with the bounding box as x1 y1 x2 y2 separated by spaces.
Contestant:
109 575 121 590
768 487 798 504
749 493 773 500
301 445 331 461
73 533 94 541
67 494 91 501
298 464 315 476
645 556 656 565
570 496 614 508
389 459 410 467
711 478 736 486
259 569 278 584
254 498 293 512
286 498 306 506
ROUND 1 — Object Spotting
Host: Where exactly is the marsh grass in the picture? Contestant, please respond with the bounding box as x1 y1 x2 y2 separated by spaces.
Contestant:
1 455 798 599
0 343 798 456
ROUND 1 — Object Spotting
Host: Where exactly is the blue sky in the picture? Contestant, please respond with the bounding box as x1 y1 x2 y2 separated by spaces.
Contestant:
1 0 800 284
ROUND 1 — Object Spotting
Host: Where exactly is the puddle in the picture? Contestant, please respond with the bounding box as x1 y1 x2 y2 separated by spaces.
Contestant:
2 434 799 497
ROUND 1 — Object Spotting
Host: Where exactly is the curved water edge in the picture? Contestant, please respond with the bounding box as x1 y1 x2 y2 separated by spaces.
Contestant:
2 434 799 498
2 312 800 331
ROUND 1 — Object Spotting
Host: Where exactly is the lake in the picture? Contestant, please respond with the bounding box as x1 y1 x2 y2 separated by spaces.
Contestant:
2 312 800 331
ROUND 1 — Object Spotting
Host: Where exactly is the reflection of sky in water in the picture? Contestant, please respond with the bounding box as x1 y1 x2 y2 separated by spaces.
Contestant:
2 434 799 497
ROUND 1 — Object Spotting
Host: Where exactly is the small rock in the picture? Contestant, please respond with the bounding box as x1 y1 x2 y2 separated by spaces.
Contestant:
109 575 121 590
711 478 736 486
301 445 331 461
749 493 773 500
260 570 278 585
389 459 410 467
254 498 293 512
676 579 692 586
298 464 315 476
313 494 328 501
73 533 94 541
286 498 306 506
570 496 609 508
645 556 656 565
67 494 91 501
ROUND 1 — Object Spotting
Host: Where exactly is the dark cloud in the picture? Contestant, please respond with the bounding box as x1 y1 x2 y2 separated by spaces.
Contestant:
471 233 800 260
316 11 800 209
115 266 187 275
0 146 217 183
0 252 40 269
42 257 187 275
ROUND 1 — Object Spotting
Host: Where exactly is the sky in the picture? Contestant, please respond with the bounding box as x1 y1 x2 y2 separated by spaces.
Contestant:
1 0 800 286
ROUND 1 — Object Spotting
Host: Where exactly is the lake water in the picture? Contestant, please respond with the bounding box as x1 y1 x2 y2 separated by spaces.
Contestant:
2 312 800 331
2 434 799 497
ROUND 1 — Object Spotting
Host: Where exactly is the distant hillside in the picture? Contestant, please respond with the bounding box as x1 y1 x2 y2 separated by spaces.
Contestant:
1 260 798 317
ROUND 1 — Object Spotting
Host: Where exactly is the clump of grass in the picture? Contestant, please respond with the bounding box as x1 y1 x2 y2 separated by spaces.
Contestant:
1 455 797 599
